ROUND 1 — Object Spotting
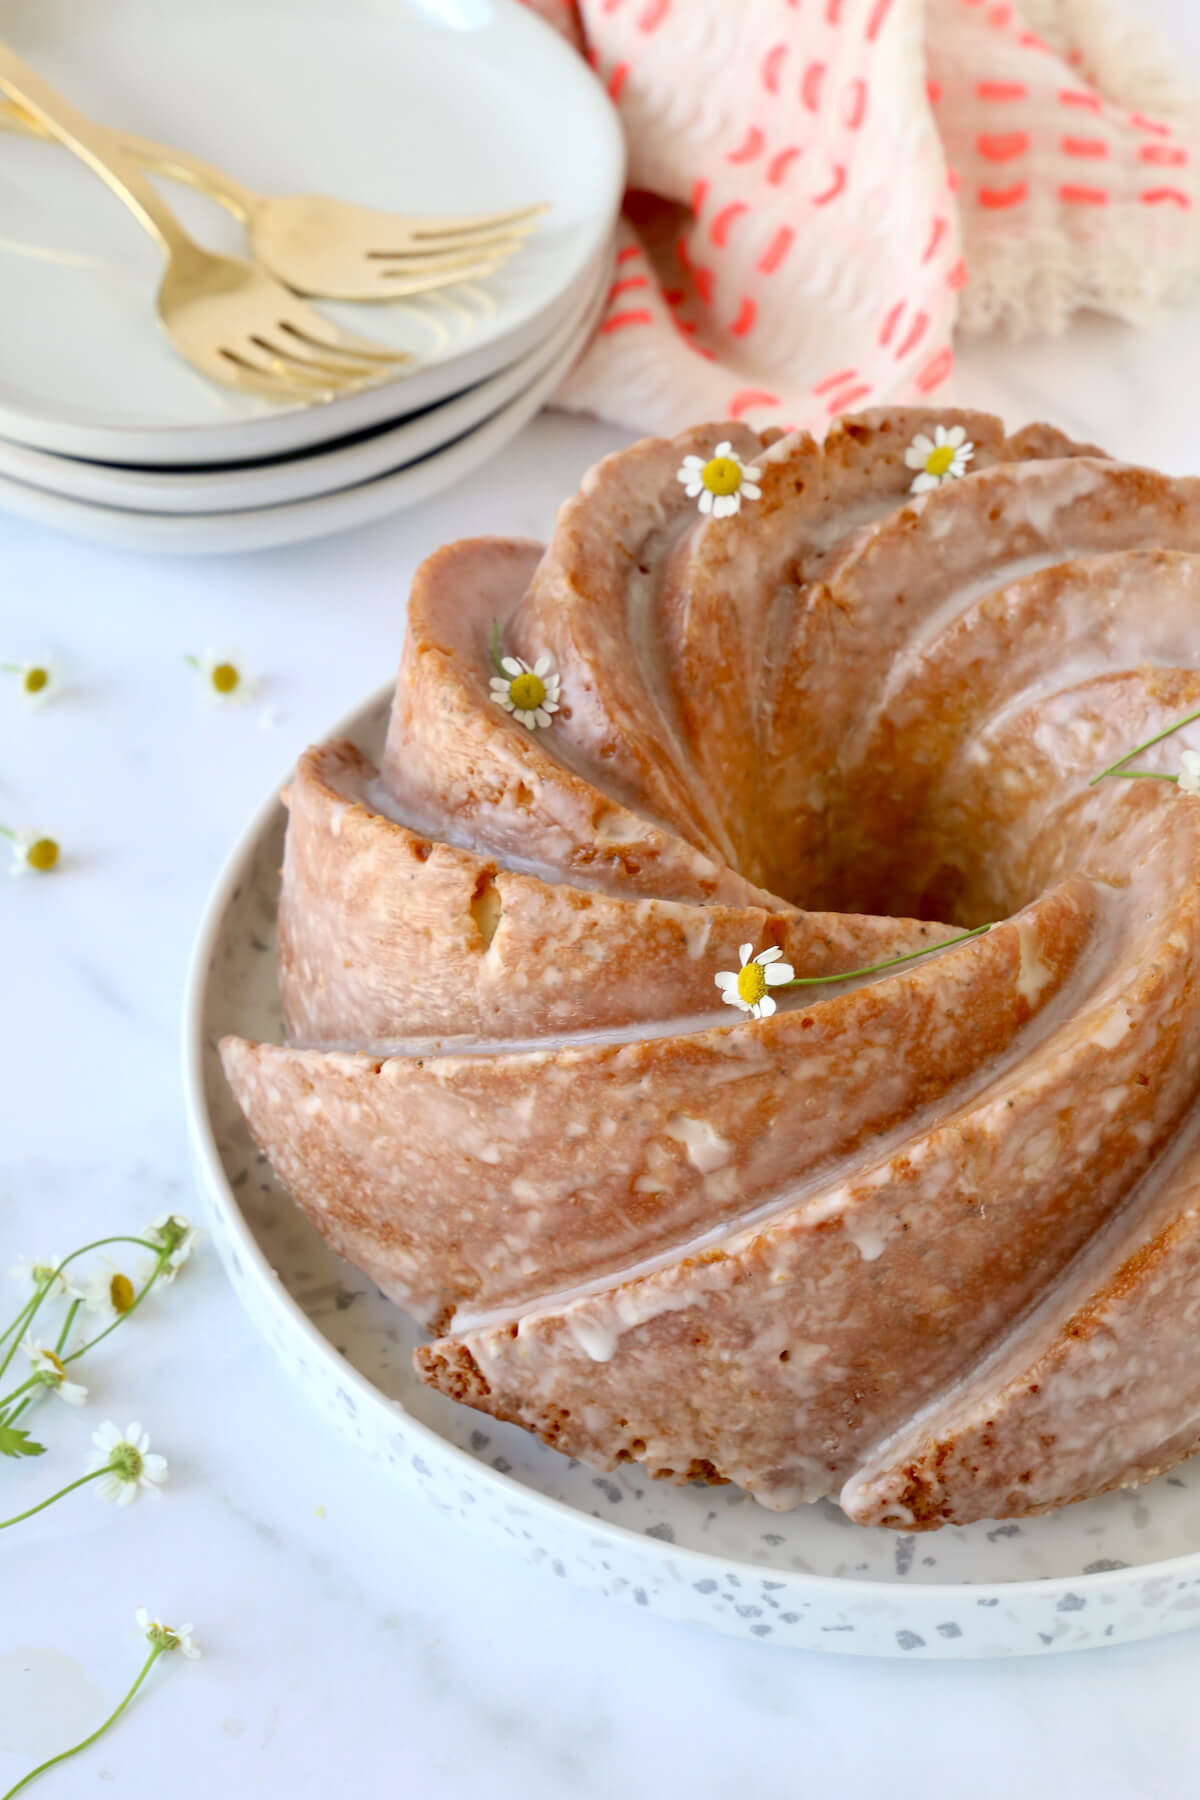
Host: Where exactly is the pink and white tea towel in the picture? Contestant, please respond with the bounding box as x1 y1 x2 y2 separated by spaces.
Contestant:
524 0 1200 436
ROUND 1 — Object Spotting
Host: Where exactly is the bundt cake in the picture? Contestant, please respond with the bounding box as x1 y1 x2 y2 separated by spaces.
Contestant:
221 406 1200 1530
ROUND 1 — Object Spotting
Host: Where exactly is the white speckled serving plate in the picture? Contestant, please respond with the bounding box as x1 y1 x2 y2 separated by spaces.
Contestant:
183 692 1200 1659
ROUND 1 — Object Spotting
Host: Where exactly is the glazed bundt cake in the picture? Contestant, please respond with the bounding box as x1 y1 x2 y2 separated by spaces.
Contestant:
221 407 1200 1529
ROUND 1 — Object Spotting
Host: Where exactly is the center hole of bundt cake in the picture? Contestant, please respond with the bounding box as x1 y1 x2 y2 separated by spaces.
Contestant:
761 807 1016 931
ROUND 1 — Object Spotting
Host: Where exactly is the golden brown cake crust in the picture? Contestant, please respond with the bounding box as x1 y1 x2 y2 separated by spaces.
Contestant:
221 406 1200 1526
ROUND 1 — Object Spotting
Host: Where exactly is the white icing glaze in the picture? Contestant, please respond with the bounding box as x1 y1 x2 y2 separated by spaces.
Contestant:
1016 918 1053 1004
664 1113 732 1173
1093 1005 1134 1050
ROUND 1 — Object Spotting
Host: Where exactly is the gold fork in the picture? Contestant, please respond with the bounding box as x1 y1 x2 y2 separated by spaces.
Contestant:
0 46 410 404
0 104 547 302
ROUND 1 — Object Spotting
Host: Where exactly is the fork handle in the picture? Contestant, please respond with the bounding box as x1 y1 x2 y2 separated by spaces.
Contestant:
0 46 198 259
0 100 258 222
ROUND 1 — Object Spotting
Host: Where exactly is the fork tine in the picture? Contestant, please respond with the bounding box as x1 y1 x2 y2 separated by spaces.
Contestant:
281 316 412 366
364 233 533 267
218 349 337 403
407 202 547 242
240 337 353 389
253 331 393 383
376 260 505 295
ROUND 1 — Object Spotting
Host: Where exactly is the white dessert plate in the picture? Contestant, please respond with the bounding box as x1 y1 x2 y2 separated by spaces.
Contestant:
184 690 1200 1660
0 265 606 552
0 0 623 465
0 248 609 515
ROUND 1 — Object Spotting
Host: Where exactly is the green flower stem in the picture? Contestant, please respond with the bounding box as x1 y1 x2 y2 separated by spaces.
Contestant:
0 1377 38 1417
0 826 15 841
0 1645 163 1800
0 1237 161 1383
62 1255 167 1368
1099 770 1178 782
0 1466 106 1531
0 1291 44 1357
54 1299 81 1358
1089 703 1200 787
781 922 993 990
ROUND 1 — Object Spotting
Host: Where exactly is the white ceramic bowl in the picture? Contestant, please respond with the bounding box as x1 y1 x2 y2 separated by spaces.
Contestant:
183 693 1200 1660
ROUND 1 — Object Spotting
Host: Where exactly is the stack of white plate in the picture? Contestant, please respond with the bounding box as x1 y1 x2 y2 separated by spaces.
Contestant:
0 0 623 553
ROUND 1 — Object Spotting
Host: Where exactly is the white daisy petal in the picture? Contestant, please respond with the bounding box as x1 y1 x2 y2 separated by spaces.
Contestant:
945 425 966 448
909 434 934 459
910 471 938 494
534 709 550 727
698 489 715 514
740 481 762 501
714 971 738 991
714 441 733 458
1179 750 1200 794
758 995 777 1018
764 961 795 985
756 946 783 964
742 465 762 483
500 657 523 678
533 655 550 677
712 494 735 518
738 943 753 966
682 455 705 473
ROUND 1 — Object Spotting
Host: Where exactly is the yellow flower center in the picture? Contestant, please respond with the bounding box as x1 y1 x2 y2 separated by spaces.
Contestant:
23 667 49 694
211 662 240 695
509 671 546 711
924 443 956 477
737 962 768 1006
27 838 59 872
110 1273 135 1314
701 456 744 497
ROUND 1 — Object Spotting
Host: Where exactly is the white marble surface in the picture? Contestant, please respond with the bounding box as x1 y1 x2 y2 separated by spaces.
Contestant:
9 32 1200 1800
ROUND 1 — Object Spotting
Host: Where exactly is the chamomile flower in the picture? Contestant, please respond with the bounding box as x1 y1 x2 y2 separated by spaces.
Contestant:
135 1608 201 1659
145 1213 199 1283
904 424 974 494
187 651 255 704
4 829 60 875
81 1262 139 1323
1179 749 1200 795
23 1336 88 1406
9 1253 79 1299
489 654 561 731
714 943 795 1020
676 442 762 518
88 1422 167 1505
2 661 59 708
